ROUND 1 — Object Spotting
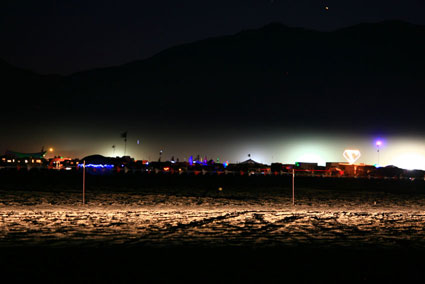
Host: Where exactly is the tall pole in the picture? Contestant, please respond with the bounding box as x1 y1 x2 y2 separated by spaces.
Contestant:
376 140 382 166
83 160 86 205
121 131 128 156
377 145 380 166
292 168 295 206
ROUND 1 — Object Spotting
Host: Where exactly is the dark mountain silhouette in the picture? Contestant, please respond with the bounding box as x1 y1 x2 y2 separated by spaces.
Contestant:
0 59 62 115
2 20 424 133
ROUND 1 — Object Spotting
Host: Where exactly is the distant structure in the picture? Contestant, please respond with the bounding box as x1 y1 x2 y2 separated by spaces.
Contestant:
1 148 48 169
226 158 271 175
1 148 424 180
121 131 128 156
240 158 259 165
5 149 47 159
295 162 319 170
343 149 361 165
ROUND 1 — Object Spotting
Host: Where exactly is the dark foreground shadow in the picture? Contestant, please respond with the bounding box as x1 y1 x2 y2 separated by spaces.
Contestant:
1 246 424 283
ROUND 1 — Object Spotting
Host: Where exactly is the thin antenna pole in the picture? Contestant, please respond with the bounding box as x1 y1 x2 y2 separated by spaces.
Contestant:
83 160 86 205
377 146 380 165
292 168 295 206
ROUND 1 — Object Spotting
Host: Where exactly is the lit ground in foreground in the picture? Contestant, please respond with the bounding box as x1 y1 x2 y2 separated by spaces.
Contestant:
1 189 425 248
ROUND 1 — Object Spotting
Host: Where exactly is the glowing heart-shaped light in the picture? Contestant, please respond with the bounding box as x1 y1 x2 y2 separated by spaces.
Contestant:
343 150 361 165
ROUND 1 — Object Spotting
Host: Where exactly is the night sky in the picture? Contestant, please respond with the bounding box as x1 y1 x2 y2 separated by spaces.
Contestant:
1 0 425 168
2 0 424 74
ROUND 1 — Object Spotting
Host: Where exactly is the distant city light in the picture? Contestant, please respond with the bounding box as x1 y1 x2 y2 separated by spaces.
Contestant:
296 153 326 166
80 164 114 169
390 153 425 170
49 148 54 152
343 149 361 165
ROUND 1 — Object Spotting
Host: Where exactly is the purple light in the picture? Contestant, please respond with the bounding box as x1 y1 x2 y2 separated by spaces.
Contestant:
376 140 382 146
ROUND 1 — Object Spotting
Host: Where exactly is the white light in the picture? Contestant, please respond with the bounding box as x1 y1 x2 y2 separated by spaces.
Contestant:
390 153 425 170
343 150 361 165
297 153 326 166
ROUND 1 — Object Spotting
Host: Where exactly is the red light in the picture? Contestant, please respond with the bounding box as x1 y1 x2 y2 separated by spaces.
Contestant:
163 167 170 172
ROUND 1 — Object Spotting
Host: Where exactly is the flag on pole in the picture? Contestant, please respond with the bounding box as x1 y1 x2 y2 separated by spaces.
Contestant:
121 131 128 156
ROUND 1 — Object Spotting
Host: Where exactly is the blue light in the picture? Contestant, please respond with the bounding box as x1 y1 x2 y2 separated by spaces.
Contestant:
189 156 193 166
81 164 115 169
374 138 386 147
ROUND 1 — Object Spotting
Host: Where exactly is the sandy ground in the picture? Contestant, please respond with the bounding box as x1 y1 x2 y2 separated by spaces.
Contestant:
1 188 425 249
2 188 425 283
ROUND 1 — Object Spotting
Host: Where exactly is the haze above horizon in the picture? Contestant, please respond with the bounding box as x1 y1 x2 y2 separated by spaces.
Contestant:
1 1 425 170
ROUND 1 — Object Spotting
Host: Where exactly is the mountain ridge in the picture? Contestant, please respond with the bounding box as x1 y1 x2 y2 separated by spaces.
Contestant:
1 21 424 133
68 20 424 77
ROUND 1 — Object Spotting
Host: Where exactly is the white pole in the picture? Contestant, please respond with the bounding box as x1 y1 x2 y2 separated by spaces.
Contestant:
83 160 86 205
292 168 295 206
